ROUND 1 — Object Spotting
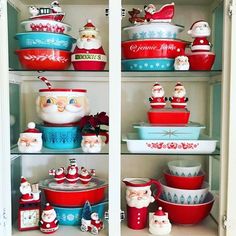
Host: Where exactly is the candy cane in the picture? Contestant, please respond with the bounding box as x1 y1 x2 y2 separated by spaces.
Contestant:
38 76 52 89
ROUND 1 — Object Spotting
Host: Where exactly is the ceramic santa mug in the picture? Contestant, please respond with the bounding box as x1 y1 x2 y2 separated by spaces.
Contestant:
81 132 109 153
36 86 90 125
123 178 162 230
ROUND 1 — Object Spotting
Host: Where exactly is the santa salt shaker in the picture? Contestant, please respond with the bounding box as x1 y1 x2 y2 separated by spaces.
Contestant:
149 83 167 109
149 207 172 235
79 167 95 184
72 19 107 70
17 122 42 153
40 203 59 234
188 20 211 52
169 82 188 108
49 167 66 184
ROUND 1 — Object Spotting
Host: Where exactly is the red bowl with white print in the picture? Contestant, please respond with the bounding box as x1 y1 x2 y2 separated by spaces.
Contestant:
16 48 71 70
122 39 189 59
36 77 90 125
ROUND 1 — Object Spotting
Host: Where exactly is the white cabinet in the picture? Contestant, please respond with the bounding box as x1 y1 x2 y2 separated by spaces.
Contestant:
0 0 236 235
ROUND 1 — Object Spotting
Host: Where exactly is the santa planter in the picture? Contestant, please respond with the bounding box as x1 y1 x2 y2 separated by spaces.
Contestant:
40 203 59 234
149 207 172 235
149 83 167 109
187 20 215 70
17 122 42 153
169 82 188 109
72 19 107 70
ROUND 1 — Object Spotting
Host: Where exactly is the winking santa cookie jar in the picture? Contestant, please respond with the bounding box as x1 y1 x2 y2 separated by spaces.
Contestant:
72 19 107 70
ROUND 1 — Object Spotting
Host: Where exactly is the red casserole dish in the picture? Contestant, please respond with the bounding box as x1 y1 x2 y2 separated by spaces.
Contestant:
39 178 107 207
148 108 190 125
156 192 214 225
122 39 189 59
16 49 71 70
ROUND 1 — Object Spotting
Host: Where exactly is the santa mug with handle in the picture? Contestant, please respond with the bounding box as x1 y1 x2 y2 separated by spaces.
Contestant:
123 178 162 230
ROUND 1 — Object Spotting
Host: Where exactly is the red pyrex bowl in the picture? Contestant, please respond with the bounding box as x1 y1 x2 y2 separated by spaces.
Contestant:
148 108 190 125
156 192 214 224
122 39 188 59
188 52 215 70
16 49 71 70
164 169 205 190
39 178 107 207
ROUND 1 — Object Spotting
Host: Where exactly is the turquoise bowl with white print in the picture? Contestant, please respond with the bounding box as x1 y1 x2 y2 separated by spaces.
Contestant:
54 201 108 226
122 59 174 71
160 179 209 204
16 32 76 51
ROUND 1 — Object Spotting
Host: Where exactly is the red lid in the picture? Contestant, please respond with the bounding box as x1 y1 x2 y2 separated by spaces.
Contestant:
23 122 41 133
39 88 87 92
154 207 166 216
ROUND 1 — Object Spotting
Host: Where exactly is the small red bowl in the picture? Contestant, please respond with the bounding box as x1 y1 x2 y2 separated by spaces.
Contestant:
122 39 188 59
148 108 190 125
16 48 71 70
156 192 214 225
188 52 215 70
164 169 205 190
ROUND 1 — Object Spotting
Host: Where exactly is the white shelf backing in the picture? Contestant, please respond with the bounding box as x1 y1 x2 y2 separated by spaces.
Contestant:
121 216 218 236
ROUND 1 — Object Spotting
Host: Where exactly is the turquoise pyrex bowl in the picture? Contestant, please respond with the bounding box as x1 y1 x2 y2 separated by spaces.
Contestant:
38 124 82 149
122 58 174 71
54 201 108 226
15 32 76 51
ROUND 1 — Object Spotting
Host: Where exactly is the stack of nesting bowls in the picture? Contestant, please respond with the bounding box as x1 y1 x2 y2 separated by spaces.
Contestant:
16 14 75 70
122 22 188 71
156 160 214 225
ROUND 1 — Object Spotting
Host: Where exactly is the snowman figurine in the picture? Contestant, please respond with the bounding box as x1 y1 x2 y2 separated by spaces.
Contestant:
149 207 172 235
17 122 42 153
149 83 167 109
188 20 211 52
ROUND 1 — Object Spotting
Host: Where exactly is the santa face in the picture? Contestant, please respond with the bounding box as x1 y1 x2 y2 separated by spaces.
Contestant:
20 182 32 195
173 86 186 98
37 93 90 124
42 210 57 223
152 87 165 98
126 188 154 208
174 56 190 70
81 135 102 153
56 168 64 175
149 214 171 235
145 4 156 14
18 133 42 153
77 31 102 50
68 166 77 175
81 169 89 177
91 212 99 221
189 22 211 37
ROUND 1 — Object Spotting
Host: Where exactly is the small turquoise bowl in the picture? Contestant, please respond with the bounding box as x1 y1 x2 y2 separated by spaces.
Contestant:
122 58 174 71
54 201 108 226
15 32 76 51
38 125 82 149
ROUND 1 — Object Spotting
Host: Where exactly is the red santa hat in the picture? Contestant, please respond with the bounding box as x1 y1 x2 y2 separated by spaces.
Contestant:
79 19 98 33
189 20 208 30
153 83 163 89
21 176 28 185
23 122 41 133
44 203 54 212
154 207 166 216
175 82 184 89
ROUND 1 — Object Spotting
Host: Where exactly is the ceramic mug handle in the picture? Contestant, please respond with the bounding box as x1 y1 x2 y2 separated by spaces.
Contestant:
150 179 162 200
100 132 109 144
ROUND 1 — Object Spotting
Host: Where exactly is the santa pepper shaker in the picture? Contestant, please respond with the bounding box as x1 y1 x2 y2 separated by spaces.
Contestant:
169 82 188 108
40 203 59 234
149 83 167 109
72 19 107 70
123 178 161 230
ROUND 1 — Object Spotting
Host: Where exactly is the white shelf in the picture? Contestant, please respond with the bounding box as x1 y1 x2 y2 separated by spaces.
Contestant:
122 0 215 5
121 216 218 236
17 0 109 5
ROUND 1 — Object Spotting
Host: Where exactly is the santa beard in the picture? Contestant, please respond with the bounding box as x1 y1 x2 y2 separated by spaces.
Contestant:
20 184 32 195
126 193 154 208
77 37 102 50
42 211 56 223
149 216 171 235
68 167 77 175
81 140 102 153
174 88 186 98
152 89 164 98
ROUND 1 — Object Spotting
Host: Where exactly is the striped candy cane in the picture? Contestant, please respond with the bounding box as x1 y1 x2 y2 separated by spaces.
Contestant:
38 76 52 89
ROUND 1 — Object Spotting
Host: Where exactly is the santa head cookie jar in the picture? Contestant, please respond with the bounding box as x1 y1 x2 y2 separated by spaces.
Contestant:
40 203 59 234
72 19 107 70
169 82 188 109
149 83 167 109
17 122 42 153
149 207 172 235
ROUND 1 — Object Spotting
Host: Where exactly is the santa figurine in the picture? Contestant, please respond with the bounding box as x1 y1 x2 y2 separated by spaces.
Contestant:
19 176 34 202
90 212 104 231
50 1 62 13
72 19 107 70
169 82 188 109
174 55 190 71
40 203 59 234
79 167 95 184
149 207 172 235
17 122 42 153
149 83 167 109
49 167 66 184
66 165 79 184
188 20 211 52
